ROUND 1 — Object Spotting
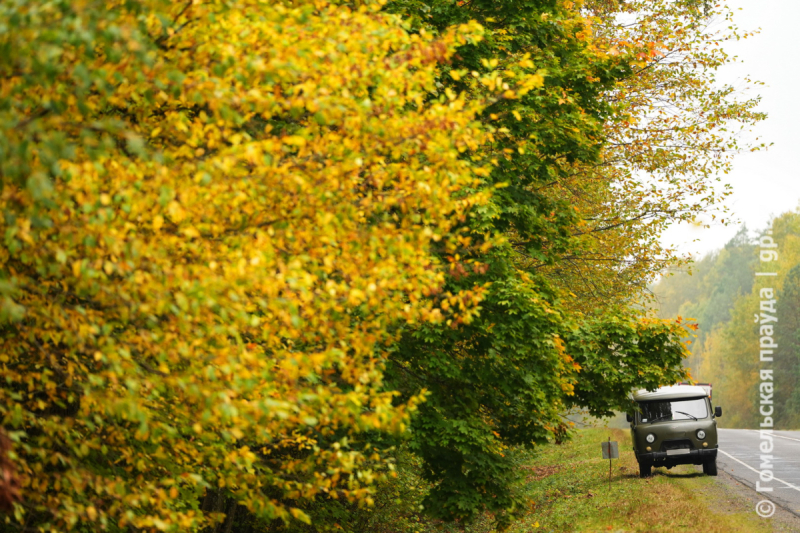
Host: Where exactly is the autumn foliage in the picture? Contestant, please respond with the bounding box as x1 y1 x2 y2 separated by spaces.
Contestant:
0 0 761 531
1 0 490 529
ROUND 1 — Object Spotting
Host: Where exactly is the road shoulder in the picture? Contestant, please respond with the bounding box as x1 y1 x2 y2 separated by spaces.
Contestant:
698 466 800 532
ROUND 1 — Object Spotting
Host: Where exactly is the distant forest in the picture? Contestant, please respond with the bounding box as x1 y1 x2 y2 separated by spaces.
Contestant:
651 209 800 429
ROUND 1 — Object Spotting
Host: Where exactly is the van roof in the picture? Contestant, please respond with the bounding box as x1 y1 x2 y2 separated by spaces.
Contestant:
633 385 709 402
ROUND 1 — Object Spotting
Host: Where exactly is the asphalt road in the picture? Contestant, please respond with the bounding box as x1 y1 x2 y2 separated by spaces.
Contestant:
717 428 800 515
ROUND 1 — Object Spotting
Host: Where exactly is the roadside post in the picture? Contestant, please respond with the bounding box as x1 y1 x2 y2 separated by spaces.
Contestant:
601 437 619 489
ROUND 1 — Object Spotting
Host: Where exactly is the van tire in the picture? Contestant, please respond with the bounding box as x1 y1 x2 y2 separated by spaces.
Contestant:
703 458 718 476
639 460 652 478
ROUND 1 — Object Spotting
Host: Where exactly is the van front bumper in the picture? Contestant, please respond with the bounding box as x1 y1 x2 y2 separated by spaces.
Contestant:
637 447 717 465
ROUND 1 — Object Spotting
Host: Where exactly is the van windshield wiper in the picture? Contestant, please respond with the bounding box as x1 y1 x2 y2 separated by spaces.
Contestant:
674 411 698 420
648 414 672 423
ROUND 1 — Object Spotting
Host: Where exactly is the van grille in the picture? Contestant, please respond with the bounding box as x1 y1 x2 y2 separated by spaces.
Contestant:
662 439 692 450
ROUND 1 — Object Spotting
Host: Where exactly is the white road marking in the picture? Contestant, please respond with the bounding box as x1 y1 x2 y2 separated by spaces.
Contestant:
718 449 800 493
746 429 800 444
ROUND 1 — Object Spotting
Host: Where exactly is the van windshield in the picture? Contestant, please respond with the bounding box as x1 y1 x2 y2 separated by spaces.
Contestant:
638 397 708 422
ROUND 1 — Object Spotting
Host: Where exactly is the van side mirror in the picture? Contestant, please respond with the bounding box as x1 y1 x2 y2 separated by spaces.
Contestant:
714 406 722 418
626 413 633 423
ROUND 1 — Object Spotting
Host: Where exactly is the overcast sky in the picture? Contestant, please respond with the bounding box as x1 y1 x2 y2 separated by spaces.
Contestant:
660 0 800 259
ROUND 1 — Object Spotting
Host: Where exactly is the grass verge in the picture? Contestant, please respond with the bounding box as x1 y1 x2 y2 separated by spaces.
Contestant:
502 427 770 533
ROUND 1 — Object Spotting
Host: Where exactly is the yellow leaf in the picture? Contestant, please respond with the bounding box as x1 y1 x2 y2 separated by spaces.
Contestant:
284 135 306 147
167 201 185 223
182 226 200 238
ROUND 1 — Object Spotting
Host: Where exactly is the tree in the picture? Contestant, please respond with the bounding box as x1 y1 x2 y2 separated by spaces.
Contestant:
538 0 766 315
0 0 489 530
776 264 800 427
381 0 694 528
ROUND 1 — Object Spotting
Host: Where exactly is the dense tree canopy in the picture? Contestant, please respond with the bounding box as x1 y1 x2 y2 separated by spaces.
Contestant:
0 0 490 529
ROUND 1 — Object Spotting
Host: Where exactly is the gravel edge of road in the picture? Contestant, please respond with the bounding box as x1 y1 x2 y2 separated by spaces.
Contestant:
699 466 800 532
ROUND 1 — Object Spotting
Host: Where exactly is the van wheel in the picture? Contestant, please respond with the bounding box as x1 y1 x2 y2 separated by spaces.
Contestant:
703 458 718 476
639 461 652 478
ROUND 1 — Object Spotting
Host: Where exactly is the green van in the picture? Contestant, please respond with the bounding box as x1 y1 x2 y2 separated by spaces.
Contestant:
627 385 722 478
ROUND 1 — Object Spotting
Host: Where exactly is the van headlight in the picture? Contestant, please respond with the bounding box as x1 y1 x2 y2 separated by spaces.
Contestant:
646 433 656 443
697 430 706 440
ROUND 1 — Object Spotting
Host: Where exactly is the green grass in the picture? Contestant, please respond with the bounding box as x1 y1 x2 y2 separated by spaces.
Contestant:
501 427 771 533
